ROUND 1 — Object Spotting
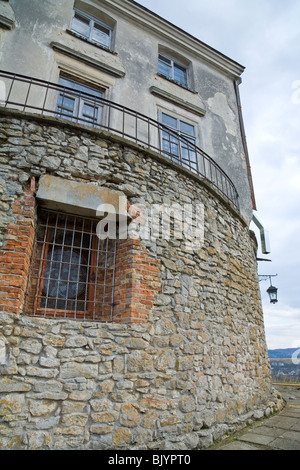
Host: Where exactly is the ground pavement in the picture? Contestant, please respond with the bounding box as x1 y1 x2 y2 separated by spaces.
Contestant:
209 384 300 450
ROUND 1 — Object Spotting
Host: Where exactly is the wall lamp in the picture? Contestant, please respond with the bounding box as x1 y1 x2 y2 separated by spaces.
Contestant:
258 274 278 304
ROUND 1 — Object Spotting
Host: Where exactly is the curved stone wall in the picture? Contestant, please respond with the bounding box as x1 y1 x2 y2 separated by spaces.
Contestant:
0 111 283 450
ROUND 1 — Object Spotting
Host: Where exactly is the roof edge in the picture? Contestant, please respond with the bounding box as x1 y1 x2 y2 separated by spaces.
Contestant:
102 0 245 78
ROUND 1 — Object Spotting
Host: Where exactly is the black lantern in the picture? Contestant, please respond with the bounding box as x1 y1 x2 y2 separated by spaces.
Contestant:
258 274 278 304
266 284 278 304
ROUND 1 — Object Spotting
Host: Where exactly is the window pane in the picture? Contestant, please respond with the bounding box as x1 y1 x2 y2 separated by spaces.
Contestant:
174 63 187 86
180 120 195 137
91 22 111 48
189 151 197 164
170 141 179 156
72 13 90 38
57 78 104 124
43 250 87 297
59 77 77 91
81 101 99 124
158 55 172 79
162 130 179 157
57 95 75 113
181 142 196 159
181 138 197 171
82 102 97 117
57 94 76 120
59 78 103 99
161 112 177 129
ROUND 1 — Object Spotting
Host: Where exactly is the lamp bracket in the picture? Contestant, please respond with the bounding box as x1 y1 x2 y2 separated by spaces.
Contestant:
258 274 278 283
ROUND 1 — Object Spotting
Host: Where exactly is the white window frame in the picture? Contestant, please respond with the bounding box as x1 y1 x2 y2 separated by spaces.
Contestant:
158 54 188 88
159 110 198 172
70 9 112 49
56 77 104 127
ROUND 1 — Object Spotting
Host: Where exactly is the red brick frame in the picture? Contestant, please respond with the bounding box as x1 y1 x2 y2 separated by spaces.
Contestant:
0 179 36 315
113 239 161 323
0 183 161 323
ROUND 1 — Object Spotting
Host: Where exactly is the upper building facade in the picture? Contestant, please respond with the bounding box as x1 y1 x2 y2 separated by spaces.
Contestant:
0 0 255 222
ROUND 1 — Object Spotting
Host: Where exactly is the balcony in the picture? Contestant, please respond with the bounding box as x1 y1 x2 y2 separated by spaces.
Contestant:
0 70 239 209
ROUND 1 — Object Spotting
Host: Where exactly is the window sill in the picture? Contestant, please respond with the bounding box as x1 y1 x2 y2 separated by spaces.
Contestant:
66 29 117 56
157 73 196 94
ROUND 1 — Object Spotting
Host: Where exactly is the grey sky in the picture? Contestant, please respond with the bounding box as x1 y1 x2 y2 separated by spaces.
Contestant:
137 0 300 349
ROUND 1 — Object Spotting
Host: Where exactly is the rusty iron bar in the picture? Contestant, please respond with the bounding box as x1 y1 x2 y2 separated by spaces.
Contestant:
27 209 117 321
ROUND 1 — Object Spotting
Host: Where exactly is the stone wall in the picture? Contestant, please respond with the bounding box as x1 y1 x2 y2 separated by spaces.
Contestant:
0 110 283 450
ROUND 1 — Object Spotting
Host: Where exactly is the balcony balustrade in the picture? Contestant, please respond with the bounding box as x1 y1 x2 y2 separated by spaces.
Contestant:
0 70 239 209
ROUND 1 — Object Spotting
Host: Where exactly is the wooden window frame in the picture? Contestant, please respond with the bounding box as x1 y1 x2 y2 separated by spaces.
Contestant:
56 76 105 127
158 110 198 172
70 9 112 50
158 53 188 88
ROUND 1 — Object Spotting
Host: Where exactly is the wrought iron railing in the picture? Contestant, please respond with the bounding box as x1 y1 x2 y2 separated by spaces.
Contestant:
0 70 239 209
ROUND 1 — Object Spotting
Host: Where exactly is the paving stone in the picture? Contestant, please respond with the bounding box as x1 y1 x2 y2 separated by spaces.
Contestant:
270 438 300 450
250 425 284 438
214 386 300 450
238 432 275 446
291 422 300 432
263 416 298 430
281 409 300 418
281 430 300 442
217 441 261 450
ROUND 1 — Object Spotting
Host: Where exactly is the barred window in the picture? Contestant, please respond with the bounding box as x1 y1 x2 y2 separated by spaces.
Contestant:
26 209 116 321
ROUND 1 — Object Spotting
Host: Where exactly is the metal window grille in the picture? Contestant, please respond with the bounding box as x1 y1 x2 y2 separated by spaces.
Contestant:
26 209 117 321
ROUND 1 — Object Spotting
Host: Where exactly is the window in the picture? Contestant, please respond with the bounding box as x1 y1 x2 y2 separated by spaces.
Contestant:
71 9 112 49
158 54 188 88
27 210 116 321
56 77 104 126
160 112 198 172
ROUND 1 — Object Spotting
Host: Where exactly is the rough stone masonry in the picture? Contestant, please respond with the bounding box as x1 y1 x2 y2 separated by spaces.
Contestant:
0 110 283 450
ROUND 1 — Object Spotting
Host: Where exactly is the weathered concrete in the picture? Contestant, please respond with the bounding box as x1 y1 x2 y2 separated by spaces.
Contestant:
1 0 254 221
36 174 128 219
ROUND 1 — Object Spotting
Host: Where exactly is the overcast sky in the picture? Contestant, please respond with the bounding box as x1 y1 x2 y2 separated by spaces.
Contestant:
138 0 300 349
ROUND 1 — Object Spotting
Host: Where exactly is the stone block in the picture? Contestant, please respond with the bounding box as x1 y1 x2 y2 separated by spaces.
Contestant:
0 393 25 416
60 362 98 379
